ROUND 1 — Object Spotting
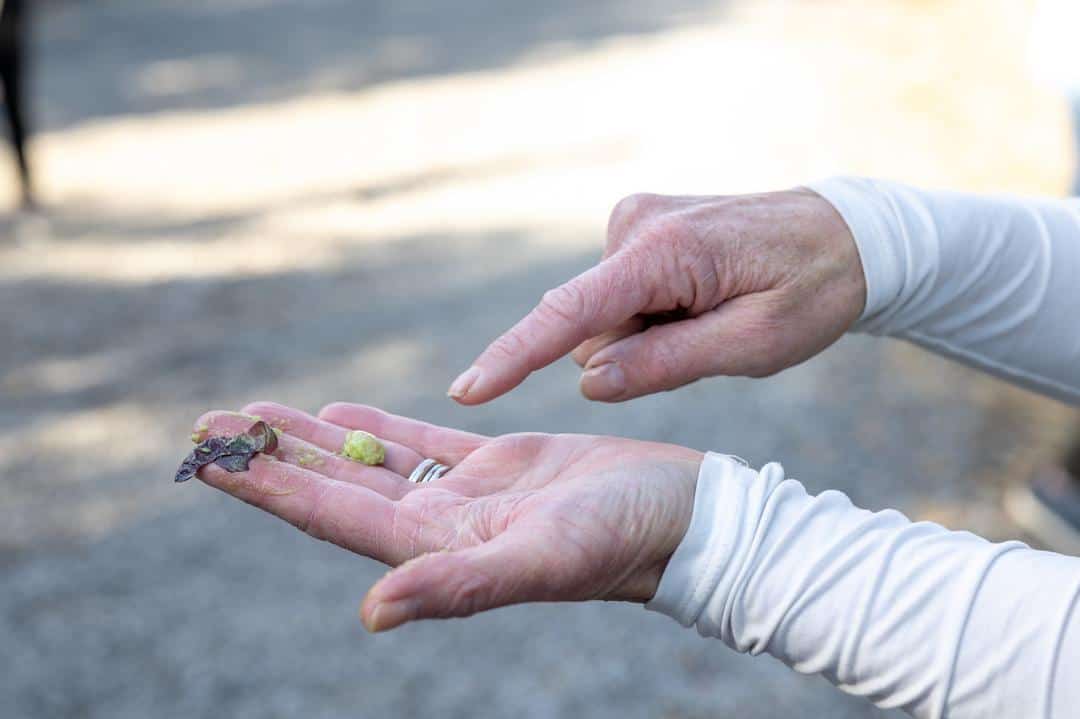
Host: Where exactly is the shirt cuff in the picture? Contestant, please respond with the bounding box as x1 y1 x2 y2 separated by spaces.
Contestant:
804 176 905 332
645 453 783 631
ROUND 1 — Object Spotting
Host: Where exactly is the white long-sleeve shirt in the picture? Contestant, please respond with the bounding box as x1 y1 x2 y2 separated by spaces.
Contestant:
646 177 1080 718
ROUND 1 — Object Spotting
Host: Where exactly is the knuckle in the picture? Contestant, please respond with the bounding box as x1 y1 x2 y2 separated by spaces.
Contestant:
644 342 684 387
317 401 350 417
609 193 662 248
299 483 332 540
610 193 653 225
601 248 645 300
486 329 531 362
537 282 588 326
445 568 495 618
639 213 688 246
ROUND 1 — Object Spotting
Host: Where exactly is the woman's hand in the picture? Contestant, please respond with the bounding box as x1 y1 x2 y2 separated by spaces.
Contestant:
448 188 866 403
191 401 702 631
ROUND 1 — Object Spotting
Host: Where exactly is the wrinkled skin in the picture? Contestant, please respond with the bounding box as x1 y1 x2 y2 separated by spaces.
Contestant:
447 188 866 403
191 189 864 631
193 401 701 632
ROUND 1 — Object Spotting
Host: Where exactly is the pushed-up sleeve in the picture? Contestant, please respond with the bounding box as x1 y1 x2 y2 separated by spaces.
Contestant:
648 453 1080 718
808 176 1080 405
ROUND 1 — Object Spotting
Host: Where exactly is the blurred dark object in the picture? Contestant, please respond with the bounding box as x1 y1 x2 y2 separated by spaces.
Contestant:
1007 435 1080 556
1 0 33 209
1064 434 1080 479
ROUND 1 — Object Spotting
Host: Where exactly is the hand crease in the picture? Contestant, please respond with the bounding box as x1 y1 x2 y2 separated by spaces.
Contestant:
301 482 332 540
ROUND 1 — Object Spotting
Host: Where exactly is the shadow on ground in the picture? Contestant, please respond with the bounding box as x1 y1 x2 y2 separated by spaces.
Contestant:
36 0 729 131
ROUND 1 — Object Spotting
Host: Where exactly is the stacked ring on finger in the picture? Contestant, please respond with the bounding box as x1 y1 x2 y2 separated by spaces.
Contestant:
408 458 450 484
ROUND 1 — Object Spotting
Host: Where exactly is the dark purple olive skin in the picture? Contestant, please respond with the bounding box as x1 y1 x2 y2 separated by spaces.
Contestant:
174 421 277 483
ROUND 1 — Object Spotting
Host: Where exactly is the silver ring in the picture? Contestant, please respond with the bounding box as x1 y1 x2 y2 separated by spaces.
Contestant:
408 459 450 484
408 459 437 484
421 463 449 483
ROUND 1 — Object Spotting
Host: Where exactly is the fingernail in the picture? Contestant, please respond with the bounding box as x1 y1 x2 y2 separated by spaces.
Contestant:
365 598 420 632
447 366 481 400
581 362 626 399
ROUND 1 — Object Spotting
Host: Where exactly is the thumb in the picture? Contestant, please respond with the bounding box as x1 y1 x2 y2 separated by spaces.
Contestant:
580 293 790 401
360 532 560 632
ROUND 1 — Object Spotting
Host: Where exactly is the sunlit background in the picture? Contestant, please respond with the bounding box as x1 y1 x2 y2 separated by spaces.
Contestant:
1 1 1075 717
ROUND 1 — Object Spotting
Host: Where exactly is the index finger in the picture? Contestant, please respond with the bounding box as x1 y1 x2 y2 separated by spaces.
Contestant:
447 253 648 404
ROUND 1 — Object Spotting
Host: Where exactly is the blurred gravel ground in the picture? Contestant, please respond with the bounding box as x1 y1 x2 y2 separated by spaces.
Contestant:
0 0 1073 717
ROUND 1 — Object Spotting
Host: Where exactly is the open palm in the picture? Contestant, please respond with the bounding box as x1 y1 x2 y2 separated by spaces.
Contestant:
193 402 702 631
